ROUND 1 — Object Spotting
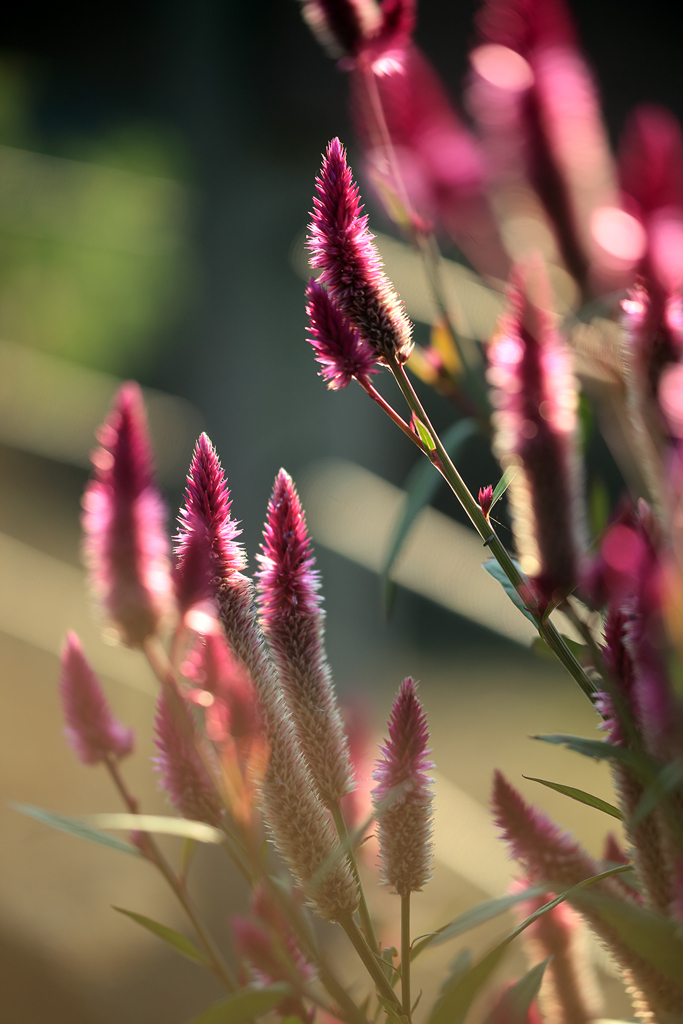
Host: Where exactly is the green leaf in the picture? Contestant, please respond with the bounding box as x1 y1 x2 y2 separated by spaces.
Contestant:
482 559 537 625
532 734 649 773
414 418 436 450
490 467 515 509
577 890 683 983
426 864 631 1024
11 803 142 857
429 949 473 1024
483 958 550 1024
84 813 224 843
523 776 624 820
381 419 477 612
113 907 206 965
189 985 292 1024
532 635 586 662
412 887 545 959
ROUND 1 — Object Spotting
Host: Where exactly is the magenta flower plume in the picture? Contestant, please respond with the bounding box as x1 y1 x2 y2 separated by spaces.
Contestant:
59 632 134 765
154 685 223 827
305 278 380 390
487 272 584 606
308 138 413 365
256 469 353 805
82 382 172 647
301 0 414 68
176 433 247 593
372 678 433 895
492 771 683 1016
479 484 494 519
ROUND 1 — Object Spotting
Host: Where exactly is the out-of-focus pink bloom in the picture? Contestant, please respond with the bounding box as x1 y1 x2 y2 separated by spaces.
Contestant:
603 833 630 867
232 914 313 1022
487 272 584 606
623 284 683 411
513 880 602 1024
182 632 258 744
176 433 247 593
484 982 543 1024
305 278 380 389
340 698 376 843
372 678 433 895
251 881 315 984
256 469 353 805
82 382 172 647
301 0 414 70
308 138 413 365
59 632 134 765
154 685 223 827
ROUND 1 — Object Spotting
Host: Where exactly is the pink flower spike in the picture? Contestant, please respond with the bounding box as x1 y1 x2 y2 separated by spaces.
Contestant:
256 469 353 805
306 278 380 389
82 382 172 647
308 138 413 365
176 433 247 589
154 685 223 827
479 484 494 519
372 678 433 895
60 632 134 765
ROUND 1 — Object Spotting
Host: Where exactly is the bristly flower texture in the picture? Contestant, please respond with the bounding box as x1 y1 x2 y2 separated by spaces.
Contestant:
154 685 223 827
82 382 172 647
372 678 433 896
60 631 134 765
487 271 584 606
305 277 379 389
256 469 353 805
308 137 413 365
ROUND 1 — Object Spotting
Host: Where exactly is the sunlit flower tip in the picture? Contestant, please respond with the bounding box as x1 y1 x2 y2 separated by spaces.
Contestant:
487 275 583 603
372 678 434 895
479 484 494 519
257 470 353 804
60 632 134 765
305 278 380 389
154 686 222 827
82 382 172 647
308 138 413 364
176 433 246 587
491 771 598 889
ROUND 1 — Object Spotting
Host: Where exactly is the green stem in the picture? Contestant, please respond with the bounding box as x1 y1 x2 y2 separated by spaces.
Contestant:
340 914 402 1012
401 893 411 1019
331 801 380 953
389 358 596 703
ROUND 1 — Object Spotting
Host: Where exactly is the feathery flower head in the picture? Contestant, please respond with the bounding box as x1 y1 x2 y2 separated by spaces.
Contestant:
372 678 433 895
82 382 172 647
305 277 380 389
479 484 494 519
487 270 584 605
154 685 223 827
59 631 134 765
308 138 413 365
301 0 414 70
176 433 247 591
257 469 353 805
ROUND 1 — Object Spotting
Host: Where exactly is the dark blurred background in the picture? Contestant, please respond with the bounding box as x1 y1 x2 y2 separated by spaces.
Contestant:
0 1 679 1021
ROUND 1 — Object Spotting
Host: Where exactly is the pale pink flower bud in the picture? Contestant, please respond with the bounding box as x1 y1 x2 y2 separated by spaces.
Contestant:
372 678 433 895
308 138 413 365
257 470 353 805
59 632 134 765
82 382 172 647
154 685 223 827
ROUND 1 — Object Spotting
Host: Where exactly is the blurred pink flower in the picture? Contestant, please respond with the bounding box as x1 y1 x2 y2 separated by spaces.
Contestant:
305 277 380 389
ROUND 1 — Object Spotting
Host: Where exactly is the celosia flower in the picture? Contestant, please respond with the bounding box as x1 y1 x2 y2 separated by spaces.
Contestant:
82 382 172 647
182 632 259 744
514 880 602 1024
487 272 584 606
154 684 223 827
479 484 494 520
59 631 134 765
305 278 380 390
308 138 413 365
256 469 353 805
492 771 683 1017
372 678 433 895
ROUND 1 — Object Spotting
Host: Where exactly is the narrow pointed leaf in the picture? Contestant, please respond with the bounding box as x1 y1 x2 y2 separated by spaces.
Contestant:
482 559 537 624
12 803 141 856
113 907 206 965
414 418 436 450
85 813 224 843
412 887 545 959
382 419 477 611
490 467 515 509
523 776 623 820
532 734 652 775
484 958 550 1024
189 985 292 1024
426 864 631 1024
